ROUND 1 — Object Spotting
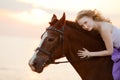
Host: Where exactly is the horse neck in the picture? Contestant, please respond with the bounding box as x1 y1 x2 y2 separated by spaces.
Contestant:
64 21 106 52
64 21 113 79
53 42 64 59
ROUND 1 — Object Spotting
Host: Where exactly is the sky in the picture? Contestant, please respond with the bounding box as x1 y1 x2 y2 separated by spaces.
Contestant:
0 0 120 38
0 0 120 80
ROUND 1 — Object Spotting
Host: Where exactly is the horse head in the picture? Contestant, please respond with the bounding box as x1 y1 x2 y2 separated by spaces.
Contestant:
29 13 66 73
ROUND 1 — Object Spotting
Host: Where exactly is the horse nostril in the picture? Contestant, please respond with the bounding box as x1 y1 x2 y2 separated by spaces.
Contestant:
30 63 36 71
29 60 33 66
33 62 37 66
28 60 36 71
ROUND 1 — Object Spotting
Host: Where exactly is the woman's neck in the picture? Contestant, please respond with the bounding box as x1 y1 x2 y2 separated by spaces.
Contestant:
93 21 103 31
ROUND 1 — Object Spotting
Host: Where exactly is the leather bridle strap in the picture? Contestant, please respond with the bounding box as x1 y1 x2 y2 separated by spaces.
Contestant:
39 48 51 56
47 27 63 35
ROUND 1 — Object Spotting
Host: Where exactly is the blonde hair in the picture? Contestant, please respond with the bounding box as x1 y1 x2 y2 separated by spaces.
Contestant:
76 9 111 23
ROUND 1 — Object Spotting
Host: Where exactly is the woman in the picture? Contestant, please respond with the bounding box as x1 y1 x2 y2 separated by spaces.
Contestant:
76 9 120 80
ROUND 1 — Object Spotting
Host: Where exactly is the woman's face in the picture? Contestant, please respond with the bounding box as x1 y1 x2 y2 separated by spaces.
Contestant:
77 16 95 31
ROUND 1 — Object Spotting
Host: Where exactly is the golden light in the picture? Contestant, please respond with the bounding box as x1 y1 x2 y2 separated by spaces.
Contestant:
30 9 47 17
13 8 51 25
17 0 120 15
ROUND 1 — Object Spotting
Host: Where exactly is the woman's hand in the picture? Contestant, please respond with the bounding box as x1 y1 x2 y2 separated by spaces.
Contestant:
77 48 91 58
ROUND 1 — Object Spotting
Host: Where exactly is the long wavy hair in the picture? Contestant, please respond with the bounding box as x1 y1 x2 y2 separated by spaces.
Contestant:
75 9 111 23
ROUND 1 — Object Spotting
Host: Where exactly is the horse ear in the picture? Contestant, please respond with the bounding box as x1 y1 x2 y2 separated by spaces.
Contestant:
57 12 66 29
51 14 57 22
60 12 65 24
49 14 58 25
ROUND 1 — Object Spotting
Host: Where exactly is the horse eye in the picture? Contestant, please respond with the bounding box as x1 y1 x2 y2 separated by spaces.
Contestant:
48 38 54 42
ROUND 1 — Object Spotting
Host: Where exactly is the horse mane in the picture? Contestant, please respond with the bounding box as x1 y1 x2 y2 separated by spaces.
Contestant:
65 20 106 50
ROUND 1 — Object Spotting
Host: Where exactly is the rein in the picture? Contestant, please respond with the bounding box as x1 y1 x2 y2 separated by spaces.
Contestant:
51 61 69 64
36 47 69 64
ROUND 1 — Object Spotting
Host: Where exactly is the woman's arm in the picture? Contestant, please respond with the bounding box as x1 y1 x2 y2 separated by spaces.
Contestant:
77 24 113 58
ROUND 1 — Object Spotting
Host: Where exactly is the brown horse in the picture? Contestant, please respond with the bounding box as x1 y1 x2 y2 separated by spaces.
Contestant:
29 13 113 80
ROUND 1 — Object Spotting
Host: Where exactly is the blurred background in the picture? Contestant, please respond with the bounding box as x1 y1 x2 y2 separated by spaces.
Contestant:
0 0 120 80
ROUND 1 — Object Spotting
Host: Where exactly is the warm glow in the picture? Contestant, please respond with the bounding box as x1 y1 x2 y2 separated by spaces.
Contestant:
0 9 51 25
1 0 120 25
30 9 45 17
27 72 40 80
15 9 51 25
0 0 120 80
17 0 120 14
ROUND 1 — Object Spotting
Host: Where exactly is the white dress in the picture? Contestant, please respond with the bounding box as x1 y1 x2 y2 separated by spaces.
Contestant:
111 26 120 80
112 26 120 48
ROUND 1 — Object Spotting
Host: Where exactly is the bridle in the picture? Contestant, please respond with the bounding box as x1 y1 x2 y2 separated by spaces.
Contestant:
37 26 69 64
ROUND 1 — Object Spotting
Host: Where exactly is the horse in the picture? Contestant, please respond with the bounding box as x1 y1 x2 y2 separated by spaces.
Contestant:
29 13 113 80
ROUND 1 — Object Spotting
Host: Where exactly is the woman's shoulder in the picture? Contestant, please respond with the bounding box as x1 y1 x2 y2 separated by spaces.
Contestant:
100 22 113 32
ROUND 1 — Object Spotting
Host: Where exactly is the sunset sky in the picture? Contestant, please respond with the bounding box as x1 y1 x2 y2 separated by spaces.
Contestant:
0 0 120 80
0 0 120 38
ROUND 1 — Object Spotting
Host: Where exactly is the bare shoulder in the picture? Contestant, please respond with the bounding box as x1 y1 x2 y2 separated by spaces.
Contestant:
99 22 113 44
100 22 113 33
